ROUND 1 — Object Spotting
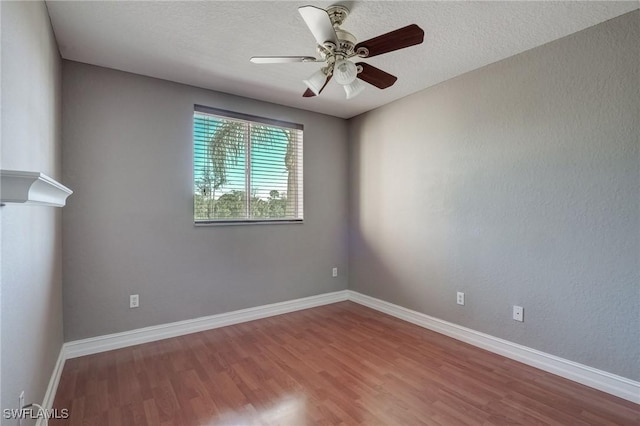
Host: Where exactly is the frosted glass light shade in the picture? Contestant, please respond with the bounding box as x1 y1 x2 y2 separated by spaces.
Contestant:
344 79 364 99
334 59 357 85
303 69 327 95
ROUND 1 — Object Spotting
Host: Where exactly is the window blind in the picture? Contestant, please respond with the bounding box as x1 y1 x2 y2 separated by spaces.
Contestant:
193 106 303 223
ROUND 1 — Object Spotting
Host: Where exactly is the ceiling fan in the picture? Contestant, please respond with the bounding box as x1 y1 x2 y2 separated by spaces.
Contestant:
250 5 424 100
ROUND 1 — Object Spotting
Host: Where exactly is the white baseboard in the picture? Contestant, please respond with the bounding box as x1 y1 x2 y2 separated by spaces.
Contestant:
46 288 638 410
36 345 66 426
64 290 349 359
347 290 640 404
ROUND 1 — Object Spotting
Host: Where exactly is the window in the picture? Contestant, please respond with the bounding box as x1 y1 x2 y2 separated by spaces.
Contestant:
193 105 303 224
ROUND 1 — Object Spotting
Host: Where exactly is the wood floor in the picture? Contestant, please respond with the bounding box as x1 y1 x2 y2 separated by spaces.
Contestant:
51 302 639 425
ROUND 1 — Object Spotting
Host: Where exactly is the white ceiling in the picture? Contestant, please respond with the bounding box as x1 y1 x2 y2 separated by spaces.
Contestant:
46 1 637 119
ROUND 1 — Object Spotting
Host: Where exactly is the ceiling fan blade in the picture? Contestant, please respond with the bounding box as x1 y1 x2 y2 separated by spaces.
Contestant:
298 5 338 46
302 75 332 97
355 24 424 58
356 63 397 89
250 56 318 64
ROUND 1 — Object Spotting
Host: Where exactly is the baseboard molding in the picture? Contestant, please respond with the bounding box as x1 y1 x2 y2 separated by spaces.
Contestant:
64 290 349 359
46 288 638 409
36 345 66 426
347 290 640 404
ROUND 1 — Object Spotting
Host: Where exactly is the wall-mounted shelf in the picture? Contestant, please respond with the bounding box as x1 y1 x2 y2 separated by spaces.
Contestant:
1 170 73 207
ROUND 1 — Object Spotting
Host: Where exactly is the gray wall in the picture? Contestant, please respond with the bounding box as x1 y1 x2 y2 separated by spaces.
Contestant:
1 0 64 420
349 11 639 380
62 62 349 341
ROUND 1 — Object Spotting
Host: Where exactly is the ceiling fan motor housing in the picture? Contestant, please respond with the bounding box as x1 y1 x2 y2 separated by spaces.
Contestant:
319 6 359 74
335 29 356 55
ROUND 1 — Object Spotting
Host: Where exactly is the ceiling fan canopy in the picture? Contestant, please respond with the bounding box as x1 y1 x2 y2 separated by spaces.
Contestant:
250 5 425 100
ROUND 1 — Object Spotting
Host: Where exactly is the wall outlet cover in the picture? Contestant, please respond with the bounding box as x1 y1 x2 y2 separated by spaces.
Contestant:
513 305 524 322
130 294 139 308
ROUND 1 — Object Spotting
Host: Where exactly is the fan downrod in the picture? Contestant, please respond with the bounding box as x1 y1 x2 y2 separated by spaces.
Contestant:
326 5 349 27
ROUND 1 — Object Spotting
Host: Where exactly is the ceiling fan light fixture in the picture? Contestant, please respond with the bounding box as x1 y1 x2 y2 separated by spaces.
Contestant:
333 59 358 85
344 78 365 100
303 69 328 95
251 5 424 101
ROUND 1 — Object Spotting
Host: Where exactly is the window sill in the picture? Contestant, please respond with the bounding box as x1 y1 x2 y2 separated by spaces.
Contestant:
194 219 303 227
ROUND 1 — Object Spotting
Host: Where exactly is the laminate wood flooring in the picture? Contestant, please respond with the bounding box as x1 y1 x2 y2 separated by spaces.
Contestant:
51 302 639 425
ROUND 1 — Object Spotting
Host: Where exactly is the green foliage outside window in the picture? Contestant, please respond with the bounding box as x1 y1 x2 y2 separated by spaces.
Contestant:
194 110 303 223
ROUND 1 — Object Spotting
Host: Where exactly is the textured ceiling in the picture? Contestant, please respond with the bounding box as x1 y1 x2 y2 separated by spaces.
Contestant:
46 1 638 119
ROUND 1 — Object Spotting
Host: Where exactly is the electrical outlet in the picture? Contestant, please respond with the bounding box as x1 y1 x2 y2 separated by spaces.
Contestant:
130 294 139 308
456 292 465 305
513 305 524 322
332 267 338 277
